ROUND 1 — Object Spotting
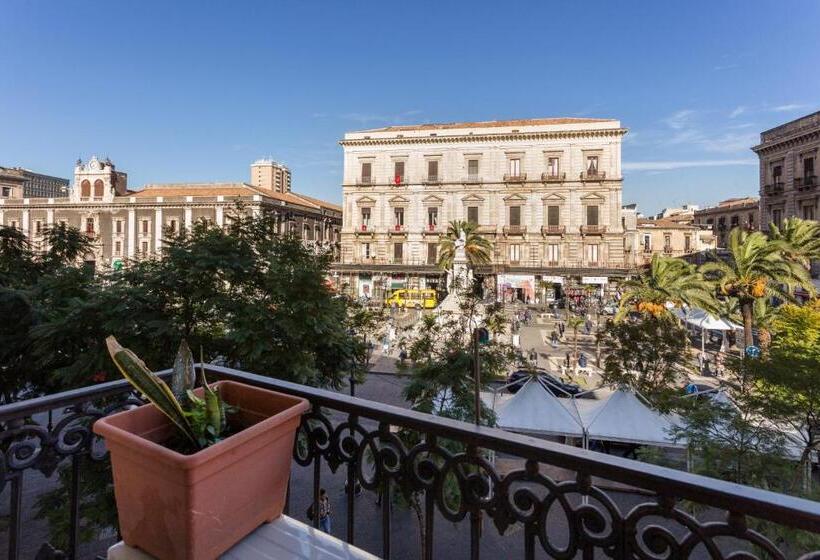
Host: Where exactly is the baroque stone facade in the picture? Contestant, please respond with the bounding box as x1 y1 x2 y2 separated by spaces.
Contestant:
335 118 632 301
634 218 715 265
752 111 819 230
0 156 342 268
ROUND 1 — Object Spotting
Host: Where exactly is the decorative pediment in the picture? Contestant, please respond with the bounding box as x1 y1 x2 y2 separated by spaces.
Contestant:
580 192 606 201
422 195 444 204
461 194 485 202
389 195 410 205
542 193 566 201
502 193 528 202
355 196 376 206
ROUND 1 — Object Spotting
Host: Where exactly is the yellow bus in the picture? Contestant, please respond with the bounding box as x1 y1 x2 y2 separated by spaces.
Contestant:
384 289 438 309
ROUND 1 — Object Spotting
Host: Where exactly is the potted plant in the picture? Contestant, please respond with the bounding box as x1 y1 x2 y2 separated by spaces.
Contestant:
94 336 309 560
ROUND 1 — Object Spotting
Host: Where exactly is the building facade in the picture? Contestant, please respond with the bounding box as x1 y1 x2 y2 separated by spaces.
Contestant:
693 197 759 248
0 167 26 199
752 111 819 230
634 218 715 265
335 118 632 302
0 157 341 268
0 166 68 198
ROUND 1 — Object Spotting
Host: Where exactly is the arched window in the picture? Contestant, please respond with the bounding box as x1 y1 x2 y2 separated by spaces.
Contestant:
93 179 104 199
80 180 91 199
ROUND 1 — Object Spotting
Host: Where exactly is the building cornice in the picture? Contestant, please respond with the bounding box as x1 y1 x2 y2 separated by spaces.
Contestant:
751 128 820 155
339 128 628 147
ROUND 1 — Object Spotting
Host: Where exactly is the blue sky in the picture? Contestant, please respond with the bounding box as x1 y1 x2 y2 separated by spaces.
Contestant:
1 1 818 214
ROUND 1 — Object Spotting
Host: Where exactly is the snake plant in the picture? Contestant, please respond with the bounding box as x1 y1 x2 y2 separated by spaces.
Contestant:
106 336 231 450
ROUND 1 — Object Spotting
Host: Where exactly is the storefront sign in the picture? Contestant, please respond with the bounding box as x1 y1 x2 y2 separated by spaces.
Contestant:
582 276 608 285
542 275 564 284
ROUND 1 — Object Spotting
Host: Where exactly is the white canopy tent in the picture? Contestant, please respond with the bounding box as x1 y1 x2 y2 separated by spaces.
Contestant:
481 378 584 438
565 388 685 449
673 308 742 354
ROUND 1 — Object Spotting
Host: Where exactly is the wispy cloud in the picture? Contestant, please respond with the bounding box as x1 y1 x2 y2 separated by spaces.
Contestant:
713 63 739 71
772 103 810 112
728 106 746 118
623 159 757 172
663 110 696 130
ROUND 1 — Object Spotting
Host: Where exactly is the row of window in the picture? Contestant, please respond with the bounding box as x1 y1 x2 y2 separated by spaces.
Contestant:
357 242 602 265
641 234 693 253
360 204 602 228
358 155 601 183
768 155 815 184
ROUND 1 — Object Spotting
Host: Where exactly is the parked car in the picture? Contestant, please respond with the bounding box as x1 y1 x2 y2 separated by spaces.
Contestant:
507 368 582 397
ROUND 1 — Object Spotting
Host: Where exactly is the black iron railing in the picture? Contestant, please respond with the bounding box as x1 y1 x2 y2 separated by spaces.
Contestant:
3 365 820 559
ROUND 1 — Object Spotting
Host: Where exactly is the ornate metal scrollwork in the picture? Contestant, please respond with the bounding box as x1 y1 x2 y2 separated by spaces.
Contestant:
291 408 796 559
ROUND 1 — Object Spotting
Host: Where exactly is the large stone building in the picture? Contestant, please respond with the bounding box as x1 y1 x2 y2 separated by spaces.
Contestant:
334 118 632 302
693 197 759 248
753 111 819 230
0 157 341 268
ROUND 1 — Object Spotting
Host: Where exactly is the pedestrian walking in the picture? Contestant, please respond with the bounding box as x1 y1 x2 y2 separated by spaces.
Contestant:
697 352 705 372
578 353 588 369
318 488 332 533
565 352 571 369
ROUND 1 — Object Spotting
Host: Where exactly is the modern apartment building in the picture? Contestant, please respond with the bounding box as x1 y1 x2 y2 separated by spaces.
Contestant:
752 111 819 230
0 157 341 268
250 159 292 193
693 197 759 248
335 118 631 302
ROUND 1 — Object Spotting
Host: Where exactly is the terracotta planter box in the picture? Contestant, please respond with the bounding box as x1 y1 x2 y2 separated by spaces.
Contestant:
94 380 309 560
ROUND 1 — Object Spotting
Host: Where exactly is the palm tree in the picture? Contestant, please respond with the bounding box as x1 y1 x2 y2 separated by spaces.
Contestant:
567 314 585 377
700 228 813 348
616 254 716 321
768 217 820 268
437 220 493 270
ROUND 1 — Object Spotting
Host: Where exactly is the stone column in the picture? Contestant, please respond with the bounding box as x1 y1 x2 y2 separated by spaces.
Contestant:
215 205 224 227
184 207 193 228
46 208 54 226
127 208 136 258
22 207 30 238
154 207 163 251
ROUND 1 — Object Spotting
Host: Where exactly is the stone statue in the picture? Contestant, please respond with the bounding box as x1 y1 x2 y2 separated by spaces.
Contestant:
454 229 467 262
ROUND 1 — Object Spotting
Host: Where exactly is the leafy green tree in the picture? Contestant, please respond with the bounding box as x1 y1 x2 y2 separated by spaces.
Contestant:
30 211 357 390
0 224 95 403
436 220 493 270
597 314 690 409
617 254 716 321
749 302 820 491
700 228 813 348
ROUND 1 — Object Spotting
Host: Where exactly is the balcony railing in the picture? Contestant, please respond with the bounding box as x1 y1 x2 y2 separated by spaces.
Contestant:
462 175 483 184
796 175 817 190
764 182 784 195
580 171 606 181
422 223 441 235
503 173 527 182
423 175 442 184
540 225 565 236
580 224 607 235
388 224 407 235
541 172 566 182
502 225 527 235
2 365 820 560
354 224 374 236
356 176 374 186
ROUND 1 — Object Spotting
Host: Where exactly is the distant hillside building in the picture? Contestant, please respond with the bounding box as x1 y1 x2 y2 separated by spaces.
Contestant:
693 197 759 248
0 157 341 268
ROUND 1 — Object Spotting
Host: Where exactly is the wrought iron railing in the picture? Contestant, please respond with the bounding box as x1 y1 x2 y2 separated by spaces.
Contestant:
3 365 820 559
